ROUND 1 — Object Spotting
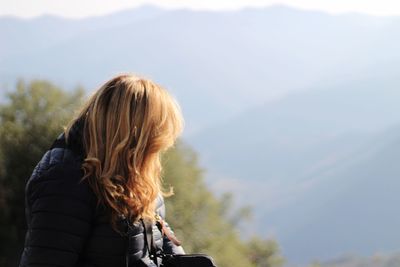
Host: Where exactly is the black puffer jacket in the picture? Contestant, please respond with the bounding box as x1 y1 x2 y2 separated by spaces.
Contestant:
19 123 184 267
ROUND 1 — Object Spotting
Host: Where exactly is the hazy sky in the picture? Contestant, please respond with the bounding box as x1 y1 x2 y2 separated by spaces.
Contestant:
1 0 400 18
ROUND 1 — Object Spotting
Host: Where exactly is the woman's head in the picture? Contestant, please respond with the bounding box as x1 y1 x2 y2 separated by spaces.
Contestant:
65 74 184 225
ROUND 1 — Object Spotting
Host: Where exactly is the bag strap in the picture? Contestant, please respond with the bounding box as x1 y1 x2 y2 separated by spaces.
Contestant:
141 218 160 266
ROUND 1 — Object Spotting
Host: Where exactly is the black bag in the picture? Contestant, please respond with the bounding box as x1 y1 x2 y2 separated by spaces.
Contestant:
160 254 217 267
140 218 217 267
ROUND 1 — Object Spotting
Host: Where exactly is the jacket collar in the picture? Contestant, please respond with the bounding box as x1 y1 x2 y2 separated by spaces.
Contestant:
51 118 86 158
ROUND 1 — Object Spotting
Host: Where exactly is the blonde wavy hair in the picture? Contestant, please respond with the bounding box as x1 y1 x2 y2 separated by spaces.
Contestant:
65 74 184 227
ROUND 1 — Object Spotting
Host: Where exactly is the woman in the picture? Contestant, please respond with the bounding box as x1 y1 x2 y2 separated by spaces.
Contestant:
19 74 185 267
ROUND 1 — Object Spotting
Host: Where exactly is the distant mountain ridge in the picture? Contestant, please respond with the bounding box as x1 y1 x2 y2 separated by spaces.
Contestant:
1 5 399 134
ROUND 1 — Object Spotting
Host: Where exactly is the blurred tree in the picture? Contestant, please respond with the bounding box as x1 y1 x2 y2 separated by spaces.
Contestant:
246 237 285 267
0 80 84 266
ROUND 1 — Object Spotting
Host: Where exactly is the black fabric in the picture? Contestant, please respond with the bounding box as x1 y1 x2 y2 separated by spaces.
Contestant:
161 254 217 267
19 121 184 267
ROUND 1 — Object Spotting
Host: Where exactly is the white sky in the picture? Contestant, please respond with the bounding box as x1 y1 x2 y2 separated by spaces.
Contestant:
1 0 400 18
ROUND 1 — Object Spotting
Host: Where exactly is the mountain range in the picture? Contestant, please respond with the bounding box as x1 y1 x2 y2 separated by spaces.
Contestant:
1 5 400 265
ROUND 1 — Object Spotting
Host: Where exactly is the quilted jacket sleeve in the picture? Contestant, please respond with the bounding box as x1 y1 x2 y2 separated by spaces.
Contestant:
19 163 96 267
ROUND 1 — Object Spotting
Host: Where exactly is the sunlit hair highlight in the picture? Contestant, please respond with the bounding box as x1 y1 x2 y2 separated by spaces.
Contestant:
65 74 184 228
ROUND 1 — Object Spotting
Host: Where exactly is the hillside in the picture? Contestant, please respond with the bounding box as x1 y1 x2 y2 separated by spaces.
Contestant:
188 76 400 262
273 125 400 263
319 251 400 267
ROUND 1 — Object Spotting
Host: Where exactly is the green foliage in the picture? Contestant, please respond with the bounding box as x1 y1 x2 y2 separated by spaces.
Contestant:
246 237 285 267
0 80 84 265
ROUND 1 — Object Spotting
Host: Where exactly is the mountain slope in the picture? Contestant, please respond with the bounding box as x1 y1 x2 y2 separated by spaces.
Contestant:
273 126 400 263
186 74 400 262
188 73 400 185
